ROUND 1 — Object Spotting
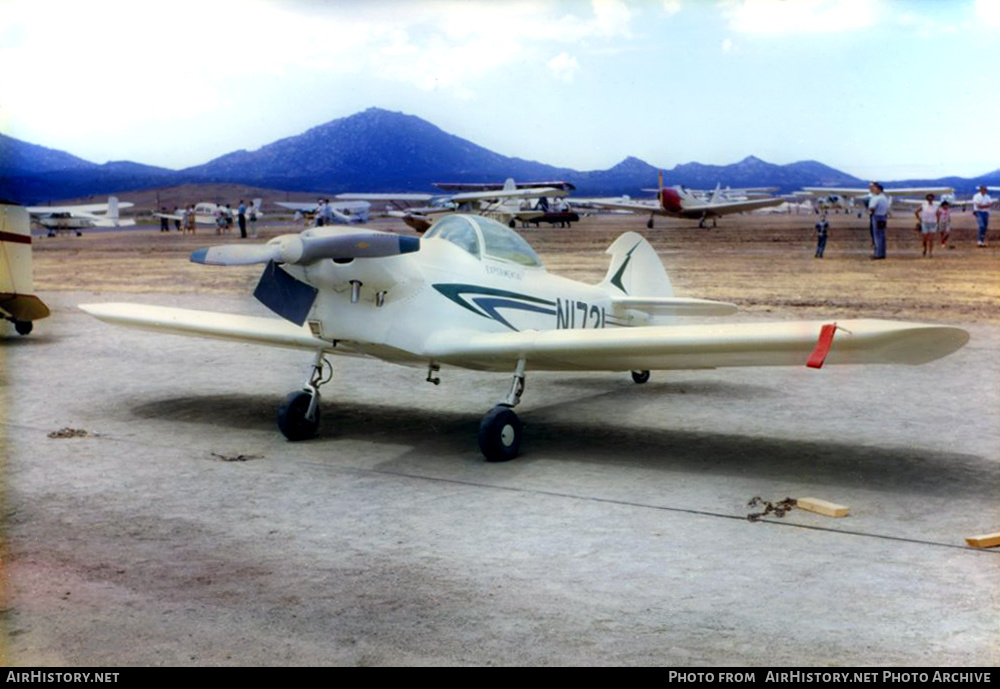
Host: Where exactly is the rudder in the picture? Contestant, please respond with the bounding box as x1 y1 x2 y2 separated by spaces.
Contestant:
599 231 673 298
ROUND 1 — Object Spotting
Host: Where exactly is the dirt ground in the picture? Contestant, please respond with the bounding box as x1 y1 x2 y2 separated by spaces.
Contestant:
3 209 999 666
30 211 1000 324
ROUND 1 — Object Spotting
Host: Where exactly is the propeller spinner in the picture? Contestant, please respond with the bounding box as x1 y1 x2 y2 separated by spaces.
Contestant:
190 230 419 266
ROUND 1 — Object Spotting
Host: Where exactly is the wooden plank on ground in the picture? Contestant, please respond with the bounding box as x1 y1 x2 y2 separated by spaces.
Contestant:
965 532 1000 549
796 497 849 518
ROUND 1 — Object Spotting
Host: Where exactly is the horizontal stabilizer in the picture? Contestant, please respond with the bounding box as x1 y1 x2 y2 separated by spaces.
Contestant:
611 297 737 317
79 303 329 351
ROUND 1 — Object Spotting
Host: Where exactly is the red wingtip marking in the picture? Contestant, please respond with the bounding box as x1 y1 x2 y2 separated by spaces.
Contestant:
806 322 839 369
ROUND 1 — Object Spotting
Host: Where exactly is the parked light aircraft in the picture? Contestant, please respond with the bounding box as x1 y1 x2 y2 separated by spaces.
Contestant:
799 186 954 216
275 199 371 224
336 179 572 232
576 172 784 228
80 214 968 461
156 199 263 227
27 196 135 236
1 203 50 335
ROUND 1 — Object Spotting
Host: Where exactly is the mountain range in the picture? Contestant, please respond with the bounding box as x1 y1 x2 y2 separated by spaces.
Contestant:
2 108 997 205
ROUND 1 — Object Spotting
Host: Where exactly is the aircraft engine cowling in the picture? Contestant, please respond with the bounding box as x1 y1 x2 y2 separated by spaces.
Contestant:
660 188 684 214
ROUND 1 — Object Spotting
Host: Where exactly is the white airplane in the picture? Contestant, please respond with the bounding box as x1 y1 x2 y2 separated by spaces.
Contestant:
27 196 135 236
156 199 263 228
274 199 371 225
577 172 784 229
80 214 968 461
799 186 955 216
336 179 572 232
1 203 50 335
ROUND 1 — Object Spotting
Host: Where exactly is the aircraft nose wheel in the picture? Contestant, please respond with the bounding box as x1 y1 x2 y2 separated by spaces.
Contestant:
478 405 522 462
631 370 650 384
277 390 321 441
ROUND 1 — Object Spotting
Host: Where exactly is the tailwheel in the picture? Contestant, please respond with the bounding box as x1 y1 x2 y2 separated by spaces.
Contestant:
14 320 33 336
631 370 650 384
478 405 522 462
277 390 320 441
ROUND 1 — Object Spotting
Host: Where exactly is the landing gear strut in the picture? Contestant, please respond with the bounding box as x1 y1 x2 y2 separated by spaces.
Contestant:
278 351 330 441
478 358 526 462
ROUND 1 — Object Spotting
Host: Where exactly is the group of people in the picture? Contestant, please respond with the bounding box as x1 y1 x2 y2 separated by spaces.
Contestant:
814 184 994 260
157 200 258 238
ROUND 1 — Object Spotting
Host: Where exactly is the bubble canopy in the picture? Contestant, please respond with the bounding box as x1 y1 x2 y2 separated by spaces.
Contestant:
424 215 543 268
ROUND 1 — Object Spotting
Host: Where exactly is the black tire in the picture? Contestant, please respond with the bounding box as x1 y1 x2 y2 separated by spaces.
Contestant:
646 218 654 229
277 390 320 441
14 320 33 336
631 370 650 384
478 405 522 462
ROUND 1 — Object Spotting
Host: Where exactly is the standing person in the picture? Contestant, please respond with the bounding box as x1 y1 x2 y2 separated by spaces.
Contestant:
159 207 170 232
185 205 196 234
938 200 952 249
215 208 226 235
224 204 234 234
914 193 939 257
314 199 326 227
814 214 829 258
321 199 335 226
972 185 993 247
868 182 890 260
237 199 247 238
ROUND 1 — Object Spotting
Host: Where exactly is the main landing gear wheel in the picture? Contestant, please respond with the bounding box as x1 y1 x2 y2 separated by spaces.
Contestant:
277 390 320 441
478 405 522 462
646 217 654 229
631 370 650 384
14 320 32 336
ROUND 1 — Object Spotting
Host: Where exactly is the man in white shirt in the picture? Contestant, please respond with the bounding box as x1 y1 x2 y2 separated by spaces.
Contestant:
868 182 890 259
972 185 993 247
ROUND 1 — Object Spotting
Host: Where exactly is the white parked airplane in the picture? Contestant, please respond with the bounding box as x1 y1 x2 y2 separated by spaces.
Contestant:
156 199 263 227
1 203 50 335
274 199 371 224
80 214 969 461
27 196 135 236
576 172 784 228
799 186 955 215
335 179 572 232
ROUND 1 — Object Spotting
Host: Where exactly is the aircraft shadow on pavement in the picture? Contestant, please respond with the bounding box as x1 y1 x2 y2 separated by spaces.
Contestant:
130 393 998 500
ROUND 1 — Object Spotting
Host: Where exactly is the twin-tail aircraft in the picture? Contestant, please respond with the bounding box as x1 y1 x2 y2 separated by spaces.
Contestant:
337 179 573 232
80 214 968 461
2 203 50 335
799 185 955 216
27 196 135 236
575 172 784 228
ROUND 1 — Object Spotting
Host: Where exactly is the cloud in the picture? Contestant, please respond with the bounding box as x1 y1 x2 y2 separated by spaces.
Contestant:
547 52 580 82
722 0 878 34
976 0 1000 27
661 0 682 15
721 37 739 53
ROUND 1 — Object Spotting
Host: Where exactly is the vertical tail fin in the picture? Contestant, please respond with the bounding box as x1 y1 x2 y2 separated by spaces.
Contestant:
599 231 673 298
107 196 120 220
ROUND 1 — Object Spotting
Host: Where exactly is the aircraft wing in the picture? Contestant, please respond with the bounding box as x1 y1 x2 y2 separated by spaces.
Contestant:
801 186 954 197
275 202 320 213
574 198 661 214
449 187 568 203
78 303 329 351
422 319 969 372
27 202 134 215
687 196 785 217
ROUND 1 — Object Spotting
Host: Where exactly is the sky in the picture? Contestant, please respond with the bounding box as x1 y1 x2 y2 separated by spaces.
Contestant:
1 0 998 181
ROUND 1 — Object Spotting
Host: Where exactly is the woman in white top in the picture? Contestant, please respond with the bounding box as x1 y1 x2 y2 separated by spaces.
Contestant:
914 193 939 257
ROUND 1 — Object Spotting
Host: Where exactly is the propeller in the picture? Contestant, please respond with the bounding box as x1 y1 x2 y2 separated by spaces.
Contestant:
190 230 419 266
